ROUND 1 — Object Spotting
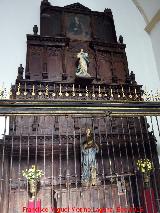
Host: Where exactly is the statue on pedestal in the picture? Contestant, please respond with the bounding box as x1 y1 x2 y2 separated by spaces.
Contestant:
76 49 91 78
81 128 99 186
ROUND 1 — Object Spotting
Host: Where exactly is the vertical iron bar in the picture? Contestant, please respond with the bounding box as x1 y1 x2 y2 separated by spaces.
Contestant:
88 117 92 208
133 117 145 209
73 117 78 188
58 116 62 208
18 116 22 211
26 118 30 203
51 117 54 207
43 117 46 206
66 116 70 209
104 115 113 209
155 116 160 137
109 116 123 208
72 117 78 209
116 118 127 208
126 117 141 208
120 117 134 207
97 117 106 207
35 120 38 169
109 117 117 173
79 116 85 209
138 117 150 213
8 117 14 212
35 116 38 205
147 116 160 211
0 116 7 211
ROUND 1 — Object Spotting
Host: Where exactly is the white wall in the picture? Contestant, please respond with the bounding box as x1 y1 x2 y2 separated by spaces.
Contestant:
136 0 160 22
132 0 160 80
150 21 160 82
132 0 160 161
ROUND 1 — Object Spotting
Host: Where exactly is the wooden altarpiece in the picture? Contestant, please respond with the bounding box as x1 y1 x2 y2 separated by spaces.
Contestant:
0 1 160 212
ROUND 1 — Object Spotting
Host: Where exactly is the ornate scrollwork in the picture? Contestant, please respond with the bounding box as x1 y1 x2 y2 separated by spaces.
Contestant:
47 47 62 57
30 46 43 56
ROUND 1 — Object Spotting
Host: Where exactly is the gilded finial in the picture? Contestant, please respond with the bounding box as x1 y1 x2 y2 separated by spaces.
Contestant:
32 84 35 96
72 84 75 97
134 88 138 100
110 87 113 99
59 84 62 96
121 86 125 98
16 83 21 96
85 86 89 97
78 85 82 97
24 82 27 96
38 84 42 96
98 85 102 98
92 85 95 98
52 84 56 97
45 85 49 96
129 87 132 99
65 86 69 97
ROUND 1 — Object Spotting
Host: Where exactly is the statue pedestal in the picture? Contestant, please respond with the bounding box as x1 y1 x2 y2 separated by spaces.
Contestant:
75 76 94 87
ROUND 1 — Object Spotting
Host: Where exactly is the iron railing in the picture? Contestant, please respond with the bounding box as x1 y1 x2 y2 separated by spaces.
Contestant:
0 96 160 213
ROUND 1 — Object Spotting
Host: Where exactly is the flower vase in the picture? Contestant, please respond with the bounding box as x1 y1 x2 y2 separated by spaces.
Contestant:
29 180 38 199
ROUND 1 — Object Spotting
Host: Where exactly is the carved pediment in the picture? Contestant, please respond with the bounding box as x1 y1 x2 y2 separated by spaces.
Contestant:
64 3 91 11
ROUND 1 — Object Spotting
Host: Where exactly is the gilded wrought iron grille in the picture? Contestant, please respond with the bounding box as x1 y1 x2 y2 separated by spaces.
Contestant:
1 1 160 212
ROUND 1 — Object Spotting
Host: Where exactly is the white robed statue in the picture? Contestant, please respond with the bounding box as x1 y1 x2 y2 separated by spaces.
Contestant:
76 49 91 78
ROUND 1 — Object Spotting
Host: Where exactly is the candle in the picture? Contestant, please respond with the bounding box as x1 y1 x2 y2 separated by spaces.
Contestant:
28 199 35 212
36 199 41 213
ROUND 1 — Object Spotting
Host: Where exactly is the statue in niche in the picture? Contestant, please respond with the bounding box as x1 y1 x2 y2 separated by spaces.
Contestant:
76 49 91 78
81 128 99 186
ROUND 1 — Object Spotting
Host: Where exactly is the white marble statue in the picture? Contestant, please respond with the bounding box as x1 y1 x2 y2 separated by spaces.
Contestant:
76 49 91 78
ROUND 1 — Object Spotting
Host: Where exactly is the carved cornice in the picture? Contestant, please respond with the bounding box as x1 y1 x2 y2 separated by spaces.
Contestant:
1 99 160 116
90 41 126 52
27 35 70 46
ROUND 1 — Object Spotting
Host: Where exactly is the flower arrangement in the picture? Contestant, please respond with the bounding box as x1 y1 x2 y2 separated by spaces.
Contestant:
22 165 43 181
136 158 154 173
